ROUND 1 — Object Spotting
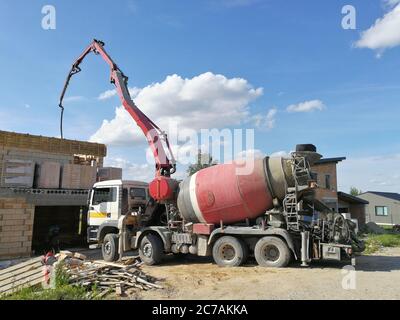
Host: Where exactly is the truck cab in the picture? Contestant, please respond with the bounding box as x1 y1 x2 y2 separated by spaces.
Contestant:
87 180 149 246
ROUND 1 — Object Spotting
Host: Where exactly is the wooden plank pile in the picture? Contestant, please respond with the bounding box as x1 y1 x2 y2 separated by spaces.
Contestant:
0 251 162 298
63 257 162 297
0 257 44 297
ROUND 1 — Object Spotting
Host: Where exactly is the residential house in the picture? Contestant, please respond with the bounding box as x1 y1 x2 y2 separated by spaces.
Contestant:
357 191 400 226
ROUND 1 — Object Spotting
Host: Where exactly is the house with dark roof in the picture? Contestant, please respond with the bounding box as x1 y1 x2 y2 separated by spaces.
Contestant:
311 157 368 227
357 191 400 226
337 192 369 227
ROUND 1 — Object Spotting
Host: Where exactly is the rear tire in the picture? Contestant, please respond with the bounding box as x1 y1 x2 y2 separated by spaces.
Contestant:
139 234 164 265
254 236 291 268
212 236 248 267
102 233 119 262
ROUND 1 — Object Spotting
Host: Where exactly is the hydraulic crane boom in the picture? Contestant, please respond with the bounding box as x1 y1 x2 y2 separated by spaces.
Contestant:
58 39 176 178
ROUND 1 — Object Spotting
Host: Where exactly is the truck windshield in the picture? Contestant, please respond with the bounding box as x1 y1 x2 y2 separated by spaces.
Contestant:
92 187 117 205
130 188 146 199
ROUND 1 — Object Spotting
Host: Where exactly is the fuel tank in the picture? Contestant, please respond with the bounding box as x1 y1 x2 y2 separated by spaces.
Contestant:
177 157 294 224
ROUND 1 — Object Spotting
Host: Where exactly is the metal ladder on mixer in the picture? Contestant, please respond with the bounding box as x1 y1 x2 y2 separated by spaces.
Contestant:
284 155 312 231
283 192 299 231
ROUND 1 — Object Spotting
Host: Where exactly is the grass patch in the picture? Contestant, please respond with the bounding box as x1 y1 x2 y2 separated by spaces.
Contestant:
364 234 400 254
1 262 104 300
2 284 92 300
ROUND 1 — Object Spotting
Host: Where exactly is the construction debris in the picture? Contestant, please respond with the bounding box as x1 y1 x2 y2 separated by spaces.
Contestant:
63 256 162 297
0 251 162 298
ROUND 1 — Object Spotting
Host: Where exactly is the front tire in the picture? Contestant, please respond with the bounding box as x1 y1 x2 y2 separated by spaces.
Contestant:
139 234 164 265
102 233 119 262
254 236 291 268
212 236 248 267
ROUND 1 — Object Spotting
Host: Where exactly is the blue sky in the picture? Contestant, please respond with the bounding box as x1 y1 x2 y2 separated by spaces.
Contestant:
0 0 399 192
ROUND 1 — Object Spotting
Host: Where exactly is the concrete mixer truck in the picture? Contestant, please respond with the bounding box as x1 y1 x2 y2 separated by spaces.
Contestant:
59 40 364 268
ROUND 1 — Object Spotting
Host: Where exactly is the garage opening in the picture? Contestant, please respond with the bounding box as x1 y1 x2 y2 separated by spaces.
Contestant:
32 206 88 254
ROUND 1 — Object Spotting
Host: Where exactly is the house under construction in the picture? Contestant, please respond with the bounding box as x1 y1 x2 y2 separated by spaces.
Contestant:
0 130 107 259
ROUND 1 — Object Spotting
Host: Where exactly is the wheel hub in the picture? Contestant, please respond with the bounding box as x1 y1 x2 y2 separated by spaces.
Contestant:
220 244 235 261
143 243 153 257
104 241 112 255
263 244 280 262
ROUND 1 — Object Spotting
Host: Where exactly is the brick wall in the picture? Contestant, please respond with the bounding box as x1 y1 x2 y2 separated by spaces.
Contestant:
311 162 339 210
0 197 34 259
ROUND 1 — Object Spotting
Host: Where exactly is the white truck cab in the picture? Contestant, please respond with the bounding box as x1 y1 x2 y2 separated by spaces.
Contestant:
87 180 149 247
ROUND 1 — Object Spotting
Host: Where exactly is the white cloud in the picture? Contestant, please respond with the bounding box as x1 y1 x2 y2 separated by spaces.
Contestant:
270 150 290 158
104 157 154 182
90 72 263 146
64 96 85 103
252 108 277 130
338 154 400 193
266 108 277 129
98 87 140 101
355 4 400 56
98 89 117 100
287 100 325 113
104 156 187 182
236 149 264 160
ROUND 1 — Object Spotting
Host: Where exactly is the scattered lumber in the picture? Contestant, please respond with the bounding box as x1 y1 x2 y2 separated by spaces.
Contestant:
64 256 162 297
0 251 162 299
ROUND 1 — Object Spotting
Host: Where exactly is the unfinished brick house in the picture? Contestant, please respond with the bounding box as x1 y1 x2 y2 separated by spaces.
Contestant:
0 130 107 260
311 157 368 227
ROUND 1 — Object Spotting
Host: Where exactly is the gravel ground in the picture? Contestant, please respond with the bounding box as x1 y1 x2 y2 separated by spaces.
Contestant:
137 247 400 300
2 247 399 300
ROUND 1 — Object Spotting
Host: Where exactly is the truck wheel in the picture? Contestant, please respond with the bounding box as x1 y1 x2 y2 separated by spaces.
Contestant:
139 234 164 266
102 233 119 262
254 236 291 268
212 236 248 267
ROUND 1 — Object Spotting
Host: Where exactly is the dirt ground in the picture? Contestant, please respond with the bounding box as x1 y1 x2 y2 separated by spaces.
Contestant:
3 247 398 300
135 247 400 300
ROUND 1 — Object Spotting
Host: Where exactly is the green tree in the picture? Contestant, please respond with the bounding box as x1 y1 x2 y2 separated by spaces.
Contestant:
187 150 218 176
350 186 362 196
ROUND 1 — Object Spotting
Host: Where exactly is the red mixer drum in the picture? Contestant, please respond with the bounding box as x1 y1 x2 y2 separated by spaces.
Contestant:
177 158 274 224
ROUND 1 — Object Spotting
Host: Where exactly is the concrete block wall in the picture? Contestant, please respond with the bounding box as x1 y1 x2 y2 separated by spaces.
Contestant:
0 197 34 260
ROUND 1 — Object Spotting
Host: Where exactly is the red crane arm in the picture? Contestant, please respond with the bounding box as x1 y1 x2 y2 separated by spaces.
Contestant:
58 39 176 177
